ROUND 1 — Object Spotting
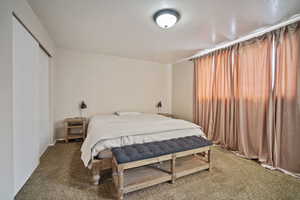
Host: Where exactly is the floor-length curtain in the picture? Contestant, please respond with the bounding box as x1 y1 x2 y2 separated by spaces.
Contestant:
235 35 273 161
273 23 300 174
193 22 300 175
193 54 214 135
210 48 237 150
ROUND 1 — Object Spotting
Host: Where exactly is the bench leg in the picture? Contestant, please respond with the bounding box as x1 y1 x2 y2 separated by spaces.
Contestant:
117 169 124 200
171 154 176 184
207 149 211 171
112 163 120 199
112 157 124 200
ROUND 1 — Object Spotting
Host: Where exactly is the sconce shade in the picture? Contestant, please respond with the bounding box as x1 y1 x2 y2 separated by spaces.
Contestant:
80 101 87 109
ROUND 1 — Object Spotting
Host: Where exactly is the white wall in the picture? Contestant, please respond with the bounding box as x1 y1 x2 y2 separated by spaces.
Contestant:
54 48 172 139
13 0 55 55
49 58 55 144
13 17 40 195
0 1 54 198
0 1 14 199
172 60 194 122
13 0 55 144
38 49 50 156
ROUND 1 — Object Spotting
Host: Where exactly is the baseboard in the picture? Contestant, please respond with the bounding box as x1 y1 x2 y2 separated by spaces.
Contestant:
48 142 56 146
49 138 64 146
55 138 65 143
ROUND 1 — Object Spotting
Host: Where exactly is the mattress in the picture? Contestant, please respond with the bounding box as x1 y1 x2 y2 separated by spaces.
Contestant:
81 113 205 167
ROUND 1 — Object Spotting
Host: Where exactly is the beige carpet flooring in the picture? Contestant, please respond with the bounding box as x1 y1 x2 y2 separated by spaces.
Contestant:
16 142 300 200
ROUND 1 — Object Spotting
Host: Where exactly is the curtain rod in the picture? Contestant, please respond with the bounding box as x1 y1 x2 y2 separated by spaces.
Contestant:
176 14 300 63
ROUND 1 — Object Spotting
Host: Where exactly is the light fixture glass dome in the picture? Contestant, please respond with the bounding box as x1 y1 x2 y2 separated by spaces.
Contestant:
153 9 180 29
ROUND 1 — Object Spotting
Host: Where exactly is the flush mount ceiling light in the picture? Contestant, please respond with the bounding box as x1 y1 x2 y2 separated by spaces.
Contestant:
153 9 180 29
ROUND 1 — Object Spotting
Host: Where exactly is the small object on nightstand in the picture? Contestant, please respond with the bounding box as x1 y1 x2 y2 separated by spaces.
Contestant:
158 113 174 118
64 117 87 143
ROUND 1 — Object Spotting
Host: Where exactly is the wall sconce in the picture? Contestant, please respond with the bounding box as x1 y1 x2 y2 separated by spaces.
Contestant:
156 101 162 113
79 101 87 117
80 101 87 110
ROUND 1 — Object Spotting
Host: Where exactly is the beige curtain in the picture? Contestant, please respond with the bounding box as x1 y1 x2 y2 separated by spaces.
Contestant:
272 23 300 174
194 38 272 154
235 35 273 161
193 22 300 175
194 48 238 150
210 48 237 150
193 54 214 134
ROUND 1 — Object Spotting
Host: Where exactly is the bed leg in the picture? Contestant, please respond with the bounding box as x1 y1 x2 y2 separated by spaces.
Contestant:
92 162 101 185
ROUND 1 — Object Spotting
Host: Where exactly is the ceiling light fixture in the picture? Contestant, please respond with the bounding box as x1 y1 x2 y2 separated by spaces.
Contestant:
153 9 180 29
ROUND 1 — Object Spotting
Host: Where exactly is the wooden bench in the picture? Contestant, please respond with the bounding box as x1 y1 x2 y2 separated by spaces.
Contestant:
111 136 212 200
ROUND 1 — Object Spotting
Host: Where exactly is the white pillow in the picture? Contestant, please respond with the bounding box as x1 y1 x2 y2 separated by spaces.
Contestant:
115 111 141 116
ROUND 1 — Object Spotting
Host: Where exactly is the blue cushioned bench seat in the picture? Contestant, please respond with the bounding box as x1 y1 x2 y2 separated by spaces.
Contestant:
111 136 212 164
111 135 212 200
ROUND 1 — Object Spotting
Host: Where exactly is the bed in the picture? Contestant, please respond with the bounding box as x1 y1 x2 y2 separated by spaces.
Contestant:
80 113 205 184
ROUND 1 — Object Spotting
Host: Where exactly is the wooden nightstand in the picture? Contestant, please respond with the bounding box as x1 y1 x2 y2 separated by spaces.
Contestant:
64 117 87 143
158 113 174 118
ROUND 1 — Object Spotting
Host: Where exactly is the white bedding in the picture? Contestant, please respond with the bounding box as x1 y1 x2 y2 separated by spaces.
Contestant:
81 114 205 167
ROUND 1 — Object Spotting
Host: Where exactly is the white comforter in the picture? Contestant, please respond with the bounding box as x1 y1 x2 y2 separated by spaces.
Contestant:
81 114 205 167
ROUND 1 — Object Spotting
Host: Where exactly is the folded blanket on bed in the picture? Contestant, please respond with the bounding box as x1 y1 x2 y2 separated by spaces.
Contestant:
81 114 204 167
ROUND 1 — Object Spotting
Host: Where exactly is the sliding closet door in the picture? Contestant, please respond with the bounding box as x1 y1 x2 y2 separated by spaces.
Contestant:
38 49 50 156
13 17 39 195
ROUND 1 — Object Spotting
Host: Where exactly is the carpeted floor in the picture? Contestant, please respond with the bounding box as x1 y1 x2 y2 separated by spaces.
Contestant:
16 142 300 200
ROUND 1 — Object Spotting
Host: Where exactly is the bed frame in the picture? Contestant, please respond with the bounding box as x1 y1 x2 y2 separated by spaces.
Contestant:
86 114 207 185
91 157 112 185
85 114 112 185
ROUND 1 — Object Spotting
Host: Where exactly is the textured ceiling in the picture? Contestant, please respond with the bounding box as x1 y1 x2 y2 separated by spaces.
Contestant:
27 0 300 64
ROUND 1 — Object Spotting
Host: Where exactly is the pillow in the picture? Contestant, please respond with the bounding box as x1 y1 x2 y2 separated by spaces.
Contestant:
115 111 141 116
